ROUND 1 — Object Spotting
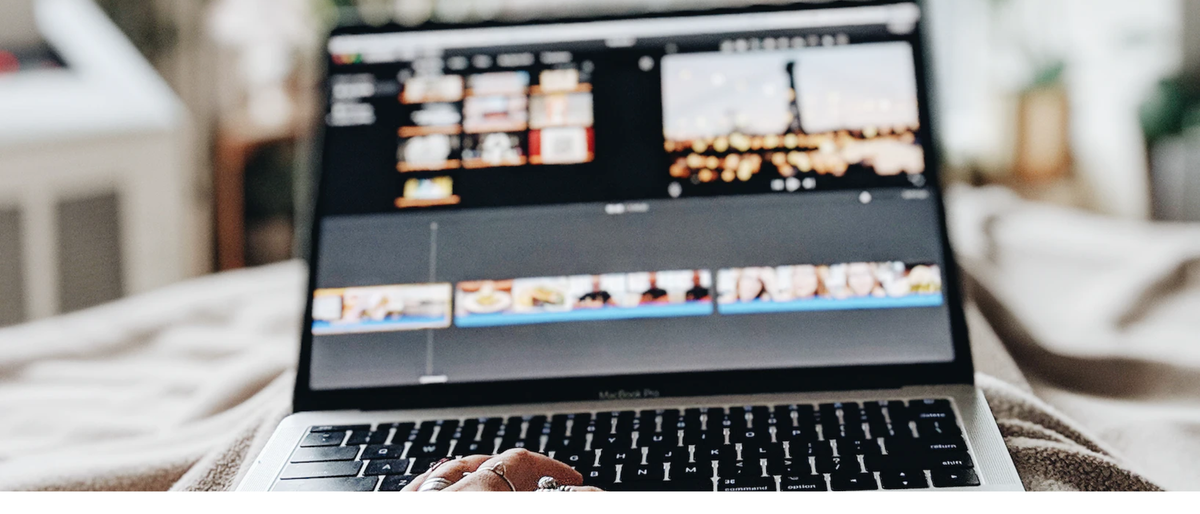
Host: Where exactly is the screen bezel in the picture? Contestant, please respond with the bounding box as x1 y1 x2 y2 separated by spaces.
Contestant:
293 0 975 413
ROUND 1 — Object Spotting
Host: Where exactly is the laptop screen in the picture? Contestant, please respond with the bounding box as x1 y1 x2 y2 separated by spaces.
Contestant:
308 2 954 392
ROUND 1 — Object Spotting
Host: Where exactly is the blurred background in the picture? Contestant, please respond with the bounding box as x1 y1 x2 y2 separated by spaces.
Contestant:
0 0 1194 327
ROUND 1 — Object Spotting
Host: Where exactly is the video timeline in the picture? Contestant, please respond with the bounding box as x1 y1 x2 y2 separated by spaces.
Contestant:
311 260 943 336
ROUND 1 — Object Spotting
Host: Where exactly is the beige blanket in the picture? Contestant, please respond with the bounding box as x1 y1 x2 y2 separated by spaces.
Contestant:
0 186 1192 490
948 185 1200 491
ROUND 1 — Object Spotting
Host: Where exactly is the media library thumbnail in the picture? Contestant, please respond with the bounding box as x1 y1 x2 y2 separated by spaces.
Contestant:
454 269 713 328
394 62 595 173
396 176 460 208
311 283 452 335
716 261 942 315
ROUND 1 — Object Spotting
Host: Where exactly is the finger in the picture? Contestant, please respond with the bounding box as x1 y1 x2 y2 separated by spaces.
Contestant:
565 485 605 492
400 457 454 492
415 455 493 492
445 449 582 491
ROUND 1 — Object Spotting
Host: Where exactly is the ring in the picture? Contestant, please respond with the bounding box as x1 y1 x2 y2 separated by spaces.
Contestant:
417 477 455 492
426 457 454 473
535 476 575 492
481 462 517 491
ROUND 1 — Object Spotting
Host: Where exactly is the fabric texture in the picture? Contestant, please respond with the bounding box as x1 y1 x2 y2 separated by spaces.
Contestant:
949 185 1200 491
0 185 1195 490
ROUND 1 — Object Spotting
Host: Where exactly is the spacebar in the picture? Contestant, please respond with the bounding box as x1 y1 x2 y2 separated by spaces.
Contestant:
271 477 378 491
608 479 714 491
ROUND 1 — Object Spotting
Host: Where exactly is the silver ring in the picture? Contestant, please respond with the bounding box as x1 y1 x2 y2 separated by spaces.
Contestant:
481 462 517 491
417 477 455 492
536 476 576 492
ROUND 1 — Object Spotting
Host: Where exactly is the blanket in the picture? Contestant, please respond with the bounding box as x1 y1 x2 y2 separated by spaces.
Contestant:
948 185 1200 491
0 186 1192 490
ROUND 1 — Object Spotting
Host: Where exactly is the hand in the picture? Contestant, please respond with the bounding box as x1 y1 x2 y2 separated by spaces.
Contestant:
401 449 604 492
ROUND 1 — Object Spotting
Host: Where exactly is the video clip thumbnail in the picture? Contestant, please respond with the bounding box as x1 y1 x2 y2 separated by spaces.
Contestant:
454 269 713 328
312 283 453 335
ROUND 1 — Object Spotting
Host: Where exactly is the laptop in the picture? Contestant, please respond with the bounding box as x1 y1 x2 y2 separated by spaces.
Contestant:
238 0 1023 492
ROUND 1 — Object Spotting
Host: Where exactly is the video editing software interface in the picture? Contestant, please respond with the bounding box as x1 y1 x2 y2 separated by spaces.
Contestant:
310 3 954 390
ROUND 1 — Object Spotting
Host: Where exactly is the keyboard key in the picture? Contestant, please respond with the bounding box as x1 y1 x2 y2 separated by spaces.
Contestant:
458 418 481 439
408 441 450 458
780 474 828 491
608 479 713 492
717 476 776 492
694 444 735 461
927 452 973 469
668 460 712 480
411 457 444 474
594 434 633 450
300 431 344 447
379 475 418 491
918 437 969 453
435 420 462 444
622 464 666 482
290 446 359 463
741 442 785 461
830 473 878 491
729 428 771 444
646 446 682 463
778 426 818 443
639 432 675 448
346 430 389 446
552 451 591 468
748 406 770 424
362 444 405 460
880 470 929 489
272 476 376 491
834 438 881 456
908 399 952 413
718 458 766 478
456 440 495 456
580 466 617 487
390 423 420 444
379 421 416 430
661 479 714 491
886 401 912 422
413 421 437 444
790 440 834 458
815 455 862 475
766 457 810 476
863 453 906 472
545 437 583 452
364 459 411 476
917 419 962 438
279 461 364 480
932 468 980 487
308 425 369 433
599 449 638 466
683 430 722 446
872 423 912 440
915 411 951 420
478 418 503 441
497 439 536 452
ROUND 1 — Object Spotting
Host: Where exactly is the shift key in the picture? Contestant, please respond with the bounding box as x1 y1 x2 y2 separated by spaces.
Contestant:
280 461 364 480
927 452 973 469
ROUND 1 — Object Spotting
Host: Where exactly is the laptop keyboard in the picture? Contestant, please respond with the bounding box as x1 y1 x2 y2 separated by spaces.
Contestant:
271 398 980 491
